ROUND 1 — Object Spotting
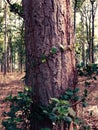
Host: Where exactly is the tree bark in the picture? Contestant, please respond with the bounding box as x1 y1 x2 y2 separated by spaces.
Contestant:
22 0 77 129
91 1 95 63
73 0 77 34
3 2 8 76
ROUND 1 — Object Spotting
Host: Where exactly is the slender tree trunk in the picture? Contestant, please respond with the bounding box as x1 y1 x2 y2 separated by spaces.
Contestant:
91 1 94 63
9 37 13 72
80 13 85 66
89 18 92 63
74 0 77 34
85 15 92 63
23 0 77 129
3 2 7 75
18 53 23 73
82 43 85 65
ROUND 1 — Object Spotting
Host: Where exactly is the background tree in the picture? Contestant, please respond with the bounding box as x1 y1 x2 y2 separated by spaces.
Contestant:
75 16 87 65
78 0 98 63
90 0 98 63
0 5 4 71
3 1 8 75
0 0 25 73
72 0 86 34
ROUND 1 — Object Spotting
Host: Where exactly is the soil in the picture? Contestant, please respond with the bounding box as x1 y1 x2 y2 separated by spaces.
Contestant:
77 76 98 130
0 72 24 130
0 72 98 130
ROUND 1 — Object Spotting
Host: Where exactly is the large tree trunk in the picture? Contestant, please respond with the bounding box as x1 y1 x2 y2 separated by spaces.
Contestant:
22 0 77 129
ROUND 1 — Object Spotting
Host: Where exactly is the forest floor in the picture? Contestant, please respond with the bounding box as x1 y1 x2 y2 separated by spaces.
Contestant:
0 73 98 130
0 72 24 130
77 76 98 130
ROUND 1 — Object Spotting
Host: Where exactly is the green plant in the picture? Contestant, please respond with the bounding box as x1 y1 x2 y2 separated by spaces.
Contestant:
43 97 76 127
77 63 98 78
61 88 80 102
2 86 90 130
42 87 90 129
2 86 33 130
10 3 23 16
50 47 57 54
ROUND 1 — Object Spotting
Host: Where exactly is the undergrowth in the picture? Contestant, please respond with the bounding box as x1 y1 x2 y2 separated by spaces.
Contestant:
2 63 98 130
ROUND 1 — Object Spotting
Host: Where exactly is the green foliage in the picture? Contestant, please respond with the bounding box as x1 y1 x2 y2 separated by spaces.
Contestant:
73 0 86 11
43 97 75 124
0 16 3 28
2 86 33 130
77 63 98 78
41 54 47 63
77 63 98 108
75 22 86 61
41 47 58 63
50 47 57 54
61 88 80 102
82 125 91 130
75 118 91 130
85 81 91 87
10 3 23 16
77 63 98 109
42 89 89 129
81 89 88 107
42 88 84 125
2 86 90 129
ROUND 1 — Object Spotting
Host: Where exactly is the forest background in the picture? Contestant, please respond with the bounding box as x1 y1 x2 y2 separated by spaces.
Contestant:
0 0 98 130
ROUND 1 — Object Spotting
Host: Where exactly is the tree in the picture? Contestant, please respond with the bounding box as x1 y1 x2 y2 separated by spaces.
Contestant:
90 0 98 63
79 0 98 63
75 16 87 65
0 5 4 71
6 0 77 129
22 0 77 129
0 0 24 73
72 0 86 34
3 1 8 75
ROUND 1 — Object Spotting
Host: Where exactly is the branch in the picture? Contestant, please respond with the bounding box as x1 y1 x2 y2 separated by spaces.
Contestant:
6 0 24 18
6 0 11 5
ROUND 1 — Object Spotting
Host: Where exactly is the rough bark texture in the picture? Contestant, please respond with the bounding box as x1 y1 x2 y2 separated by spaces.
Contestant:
23 0 77 129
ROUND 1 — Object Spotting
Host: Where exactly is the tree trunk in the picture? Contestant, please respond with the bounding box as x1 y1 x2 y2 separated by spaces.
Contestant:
91 1 95 63
85 15 92 63
80 12 85 66
88 17 92 63
22 0 77 129
73 0 77 34
7 36 12 72
3 2 7 75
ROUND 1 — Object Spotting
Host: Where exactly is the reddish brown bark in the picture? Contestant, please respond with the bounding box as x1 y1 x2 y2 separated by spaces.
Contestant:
22 0 77 129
